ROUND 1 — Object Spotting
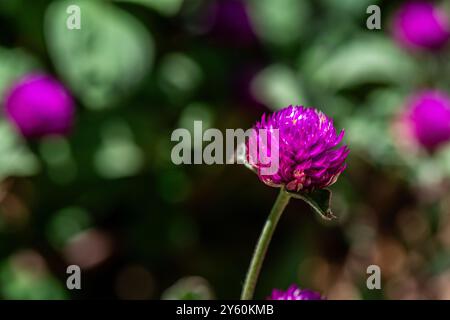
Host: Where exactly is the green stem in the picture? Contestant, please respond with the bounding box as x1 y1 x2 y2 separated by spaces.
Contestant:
240 189 291 300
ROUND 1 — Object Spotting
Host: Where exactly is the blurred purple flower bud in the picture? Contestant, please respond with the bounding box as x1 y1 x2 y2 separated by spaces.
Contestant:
4 74 75 138
207 0 257 46
268 284 324 300
406 90 450 151
249 106 349 193
393 1 450 51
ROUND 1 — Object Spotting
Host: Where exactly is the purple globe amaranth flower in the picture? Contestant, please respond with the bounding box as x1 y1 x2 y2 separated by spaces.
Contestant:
4 73 75 138
248 106 349 193
405 90 450 151
393 1 450 51
268 284 324 300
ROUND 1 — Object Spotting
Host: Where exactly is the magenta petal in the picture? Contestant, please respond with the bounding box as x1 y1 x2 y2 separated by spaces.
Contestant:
267 284 324 300
248 106 349 192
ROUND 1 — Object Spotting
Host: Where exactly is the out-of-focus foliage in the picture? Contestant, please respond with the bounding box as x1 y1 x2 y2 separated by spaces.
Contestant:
0 120 39 180
45 0 154 109
0 48 39 98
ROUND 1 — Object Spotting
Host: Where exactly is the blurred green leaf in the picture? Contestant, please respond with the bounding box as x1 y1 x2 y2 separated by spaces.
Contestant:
429 250 450 275
344 114 397 164
178 102 214 138
158 53 203 104
115 0 184 16
320 0 379 16
0 255 67 300
94 120 144 178
162 276 214 300
248 0 310 46
0 120 40 180
39 137 77 184
286 188 336 220
45 0 154 110
0 47 39 99
307 36 418 91
438 145 450 176
343 89 406 166
251 64 308 110
46 207 92 249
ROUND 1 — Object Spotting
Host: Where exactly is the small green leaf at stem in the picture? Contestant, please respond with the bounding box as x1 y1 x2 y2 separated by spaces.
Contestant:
285 188 336 220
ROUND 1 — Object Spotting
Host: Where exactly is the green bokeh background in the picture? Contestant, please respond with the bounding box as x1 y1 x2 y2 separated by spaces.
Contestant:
0 0 450 299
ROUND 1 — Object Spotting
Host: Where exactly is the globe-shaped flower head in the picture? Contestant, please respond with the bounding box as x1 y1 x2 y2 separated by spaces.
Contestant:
268 284 324 300
249 106 349 193
4 73 75 138
406 90 450 151
393 1 450 51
